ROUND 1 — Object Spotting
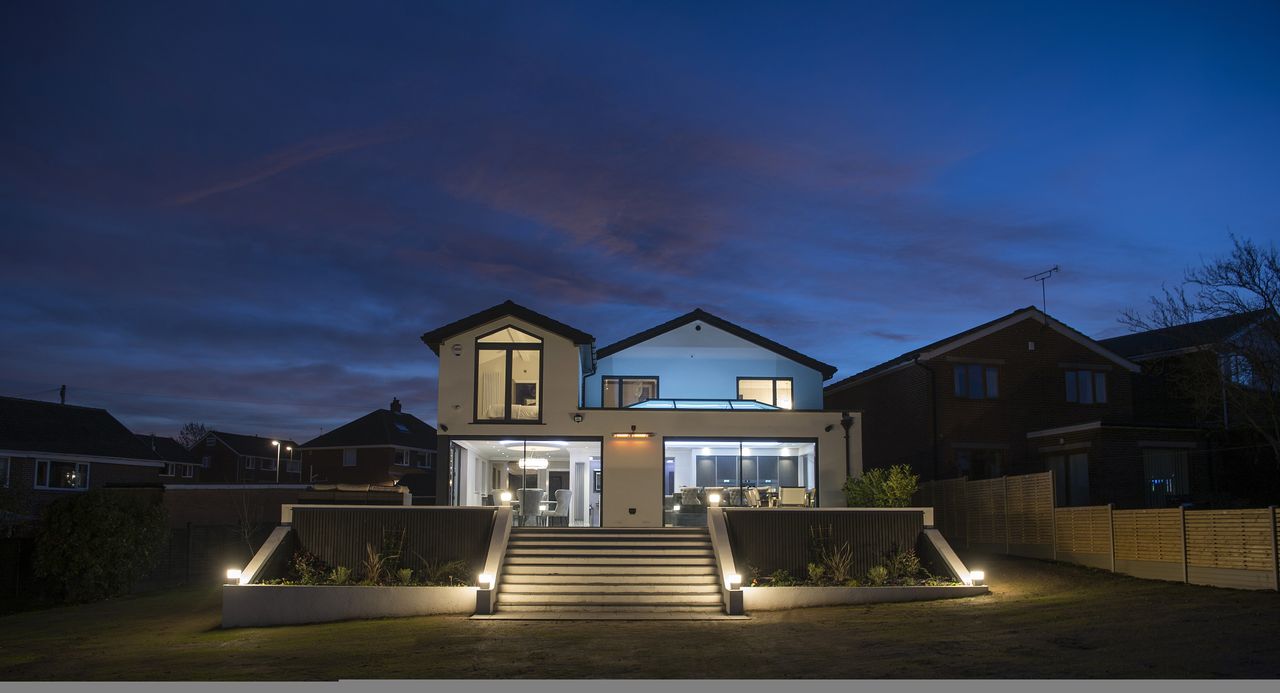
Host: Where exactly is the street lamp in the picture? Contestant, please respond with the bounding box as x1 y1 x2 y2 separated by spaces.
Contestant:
272 440 281 483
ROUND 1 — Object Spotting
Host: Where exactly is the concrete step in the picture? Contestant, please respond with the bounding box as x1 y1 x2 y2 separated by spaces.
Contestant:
507 539 712 549
497 592 724 606
501 573 718 585
510 527 707 533
472 612 746 621
501 564 717 576
506 547 714 557
494 602 725 612
499 582 720 595
504 555 716 566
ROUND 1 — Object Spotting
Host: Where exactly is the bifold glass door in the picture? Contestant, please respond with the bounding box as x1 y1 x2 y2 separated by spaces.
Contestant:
449 439 602 527
662 440 817 526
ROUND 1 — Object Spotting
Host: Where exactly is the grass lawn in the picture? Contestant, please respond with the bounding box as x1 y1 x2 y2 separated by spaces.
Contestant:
2 551 1280 680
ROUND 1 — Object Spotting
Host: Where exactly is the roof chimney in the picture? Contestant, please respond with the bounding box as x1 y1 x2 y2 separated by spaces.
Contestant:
390 397 402 413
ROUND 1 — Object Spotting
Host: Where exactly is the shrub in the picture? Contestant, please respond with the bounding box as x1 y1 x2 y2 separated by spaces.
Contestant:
418 557 469 586
842 464 919 508
885 549 924 583
866 565 889 586
396 568 414 585
331 566 352 585
288 551 330 585
808 524 854 584
806 562 827 585
33 490 169 603
767 569 798 586
361 543 391 585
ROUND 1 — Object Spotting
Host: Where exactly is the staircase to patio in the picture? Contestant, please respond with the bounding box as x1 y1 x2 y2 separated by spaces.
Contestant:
484 526 738 620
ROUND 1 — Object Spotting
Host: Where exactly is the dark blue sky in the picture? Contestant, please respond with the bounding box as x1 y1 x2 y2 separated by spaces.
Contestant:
2 1 1278 441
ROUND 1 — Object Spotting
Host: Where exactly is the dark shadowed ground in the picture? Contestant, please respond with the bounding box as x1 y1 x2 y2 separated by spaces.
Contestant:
2 552 1279 680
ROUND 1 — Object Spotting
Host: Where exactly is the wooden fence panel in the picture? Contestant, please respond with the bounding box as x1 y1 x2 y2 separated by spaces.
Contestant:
966 478 1006 550
1113 509 1184 582
1054 506 1112 570
1185 509 1276 590
1005 472 1054 559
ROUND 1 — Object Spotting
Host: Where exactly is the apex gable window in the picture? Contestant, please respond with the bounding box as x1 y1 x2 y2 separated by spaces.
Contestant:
35 459 89 490
737 377 794 409
602 376 659 408
1066 369 1108 404
953 364 998 399
476 325 543 422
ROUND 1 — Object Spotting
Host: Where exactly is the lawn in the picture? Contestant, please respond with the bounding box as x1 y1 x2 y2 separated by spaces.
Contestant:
2 552 1280 680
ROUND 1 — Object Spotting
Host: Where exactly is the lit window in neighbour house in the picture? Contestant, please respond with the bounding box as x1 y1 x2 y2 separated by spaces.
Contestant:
343 449 357 467
602 377 659 408
737 378 794 409
35 460 89 490
953 364 998 399
1143 448 1190 507
1066 370 1108 404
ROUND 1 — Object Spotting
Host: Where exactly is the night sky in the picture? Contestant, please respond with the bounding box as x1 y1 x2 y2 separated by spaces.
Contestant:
2 1 1278 442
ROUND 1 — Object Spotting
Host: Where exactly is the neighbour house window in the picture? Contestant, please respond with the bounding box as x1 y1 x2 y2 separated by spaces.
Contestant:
34 459 89 490
243 456 255 470
476 326 543 422
1222 353 1259 388
395 450 410 466
262 457 277 471
287 459 300 473
1143 448 1190 508
181 464 194 479
343 449 357 467
1 457 9 488
201 455 211 467
602 377 659 408
953 364 998 399
955 449 1004 480
206 436 216 447
1065 370 1108 404
1046 453 1090 506
160 463 176 477
737 378 794 409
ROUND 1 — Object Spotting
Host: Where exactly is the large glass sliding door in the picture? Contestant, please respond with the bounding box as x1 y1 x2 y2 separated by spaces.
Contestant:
451 439 602 527
662 439 817 527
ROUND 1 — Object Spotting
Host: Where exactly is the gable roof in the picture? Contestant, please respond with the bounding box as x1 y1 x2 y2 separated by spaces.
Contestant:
596 308 839 380
420 300 595 355
205 430 300 458
301 408 437 450
135 434 191 463
1098 309 1271 360
826 306 1140 393
0 396 162 461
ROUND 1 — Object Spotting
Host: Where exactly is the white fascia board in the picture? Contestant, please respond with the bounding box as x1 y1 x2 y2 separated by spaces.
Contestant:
0 450 164 468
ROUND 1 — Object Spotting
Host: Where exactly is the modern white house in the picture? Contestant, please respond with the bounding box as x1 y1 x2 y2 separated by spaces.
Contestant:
422 301 861 528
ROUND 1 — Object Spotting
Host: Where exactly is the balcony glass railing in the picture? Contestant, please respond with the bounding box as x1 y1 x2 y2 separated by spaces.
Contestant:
625 398 781 410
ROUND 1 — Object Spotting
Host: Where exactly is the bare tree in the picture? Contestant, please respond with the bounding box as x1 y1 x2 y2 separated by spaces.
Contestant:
176 421 209 449
1121 235 1280 467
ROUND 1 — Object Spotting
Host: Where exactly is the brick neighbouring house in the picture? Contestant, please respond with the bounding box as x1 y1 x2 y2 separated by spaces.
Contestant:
190 430 302 484
136 433 199 481
298 398 437 497
823 306 1207 508
0 395 165 520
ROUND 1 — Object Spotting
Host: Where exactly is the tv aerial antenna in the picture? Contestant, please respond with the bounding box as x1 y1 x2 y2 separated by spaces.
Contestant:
1024 265 1060 316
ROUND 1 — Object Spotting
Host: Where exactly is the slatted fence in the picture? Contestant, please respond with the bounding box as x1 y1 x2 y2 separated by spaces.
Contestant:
916 472 1280 591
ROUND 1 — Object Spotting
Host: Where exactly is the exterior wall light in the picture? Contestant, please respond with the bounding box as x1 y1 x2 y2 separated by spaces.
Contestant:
226 568 243 585
708 493 721 506
726 573 742 590
673 504 681 512
478 573 495 590
613 424 653 438
968 570 985 586
498 491 513 504
573 413 584 423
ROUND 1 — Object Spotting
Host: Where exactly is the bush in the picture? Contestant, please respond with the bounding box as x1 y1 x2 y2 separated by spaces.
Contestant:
885 549 924 583
842 464 919 507
331 566 353 585
767 569 798 586
865 565 889 586
33 490 168 603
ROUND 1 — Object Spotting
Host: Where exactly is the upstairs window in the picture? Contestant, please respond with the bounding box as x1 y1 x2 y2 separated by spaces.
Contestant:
160 463 176 477
35 460 89 490
602 377 659 408
476 326 543 422
205 436 216 447
243 456 255 470
737 378 794 409
395 450 410 466
343 449 357 467
181 464 194 479
0 457 8 488
953 364 998 399
1066 370 1108 404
